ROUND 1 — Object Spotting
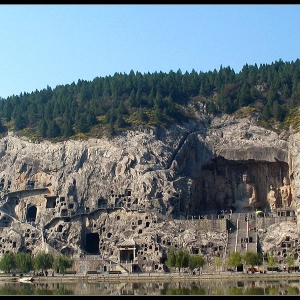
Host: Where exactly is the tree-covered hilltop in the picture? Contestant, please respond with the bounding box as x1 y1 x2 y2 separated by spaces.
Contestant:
1 58 300 141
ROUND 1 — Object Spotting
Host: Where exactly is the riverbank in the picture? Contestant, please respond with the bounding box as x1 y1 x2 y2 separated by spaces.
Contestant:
2 271 300 283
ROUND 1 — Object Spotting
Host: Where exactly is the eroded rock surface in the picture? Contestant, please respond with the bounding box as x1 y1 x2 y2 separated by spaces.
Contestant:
0 113 299 272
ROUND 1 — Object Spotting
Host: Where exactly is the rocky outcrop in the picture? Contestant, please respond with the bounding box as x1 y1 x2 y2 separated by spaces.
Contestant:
0 113 299 272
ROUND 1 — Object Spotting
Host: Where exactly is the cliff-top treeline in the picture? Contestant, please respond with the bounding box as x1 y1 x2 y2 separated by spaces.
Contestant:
1 58 300 141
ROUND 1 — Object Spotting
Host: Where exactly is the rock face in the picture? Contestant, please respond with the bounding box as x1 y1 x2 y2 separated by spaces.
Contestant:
0 113 299 273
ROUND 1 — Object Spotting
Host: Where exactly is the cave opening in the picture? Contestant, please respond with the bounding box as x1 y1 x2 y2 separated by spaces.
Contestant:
85 232 100 254
26 206 37 223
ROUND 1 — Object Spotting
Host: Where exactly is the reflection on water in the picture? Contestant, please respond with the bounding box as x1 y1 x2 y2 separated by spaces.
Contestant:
0 279 299 295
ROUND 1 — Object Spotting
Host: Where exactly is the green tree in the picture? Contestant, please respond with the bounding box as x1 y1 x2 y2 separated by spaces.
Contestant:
32 251 54 273
165 247 177 270
14 114 26 131
52 255 73 275
135 88 143 108
116 115 127 128
262 104 272 121
0 120 7 134
267 84 278 107
47 120 61 138
291 82 300 108
44 102 54 121
105 107 117 125
86 110 97 127
107 118 115 136
136 106 148 122
163 98 181 120
287 286 299 295
237 82 252 107
15 252 32 273
62 120 74 138
128 89 137 108
117 101 128 116
154 104 163 122
282 83 291 98
2 100 13 122
226 251 242 272
243 251 262 271
212 256 222 274
206 100 217 115
38 119 48 138
273 101 286 122
175 249 189 273
267 251 277 273
199 81 205 96
286 254 295 272
75 113 89 133
0 252 16 273
189 254 205 275
165 247 190 273
147 87 155 107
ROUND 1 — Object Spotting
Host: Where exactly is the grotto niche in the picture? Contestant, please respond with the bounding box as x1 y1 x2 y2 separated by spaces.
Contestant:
192 157 290 214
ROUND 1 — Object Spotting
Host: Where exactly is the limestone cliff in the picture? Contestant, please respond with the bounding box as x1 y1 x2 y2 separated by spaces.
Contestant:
0 113 298 273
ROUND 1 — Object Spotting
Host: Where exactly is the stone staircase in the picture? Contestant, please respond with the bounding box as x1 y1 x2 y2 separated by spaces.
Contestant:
237 214 252 253
227 213 238 253
226 212 258 257
245 214 257 253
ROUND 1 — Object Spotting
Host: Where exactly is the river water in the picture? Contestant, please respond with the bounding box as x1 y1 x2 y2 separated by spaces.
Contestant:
1 278 300 295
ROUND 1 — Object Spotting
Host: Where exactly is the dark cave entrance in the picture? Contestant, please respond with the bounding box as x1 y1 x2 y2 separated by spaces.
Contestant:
120 249 134 263
26 206 37 223
45 196 57 208
85 233 100 254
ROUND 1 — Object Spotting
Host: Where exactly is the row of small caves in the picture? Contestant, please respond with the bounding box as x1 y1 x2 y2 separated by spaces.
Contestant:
0 156 295 265
0 179 173 263
0 179 224 266
2 177 138 224
82 211 226 273
1 201 298 271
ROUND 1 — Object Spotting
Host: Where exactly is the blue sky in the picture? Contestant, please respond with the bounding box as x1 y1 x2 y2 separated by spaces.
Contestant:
0 4 300 98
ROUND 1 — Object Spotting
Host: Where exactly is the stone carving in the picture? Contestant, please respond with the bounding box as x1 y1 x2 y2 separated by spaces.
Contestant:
280 177 292 208
202 180 212 206
267 184 278 211
0 114 297 273
15 199 26 222
236 172 259 211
